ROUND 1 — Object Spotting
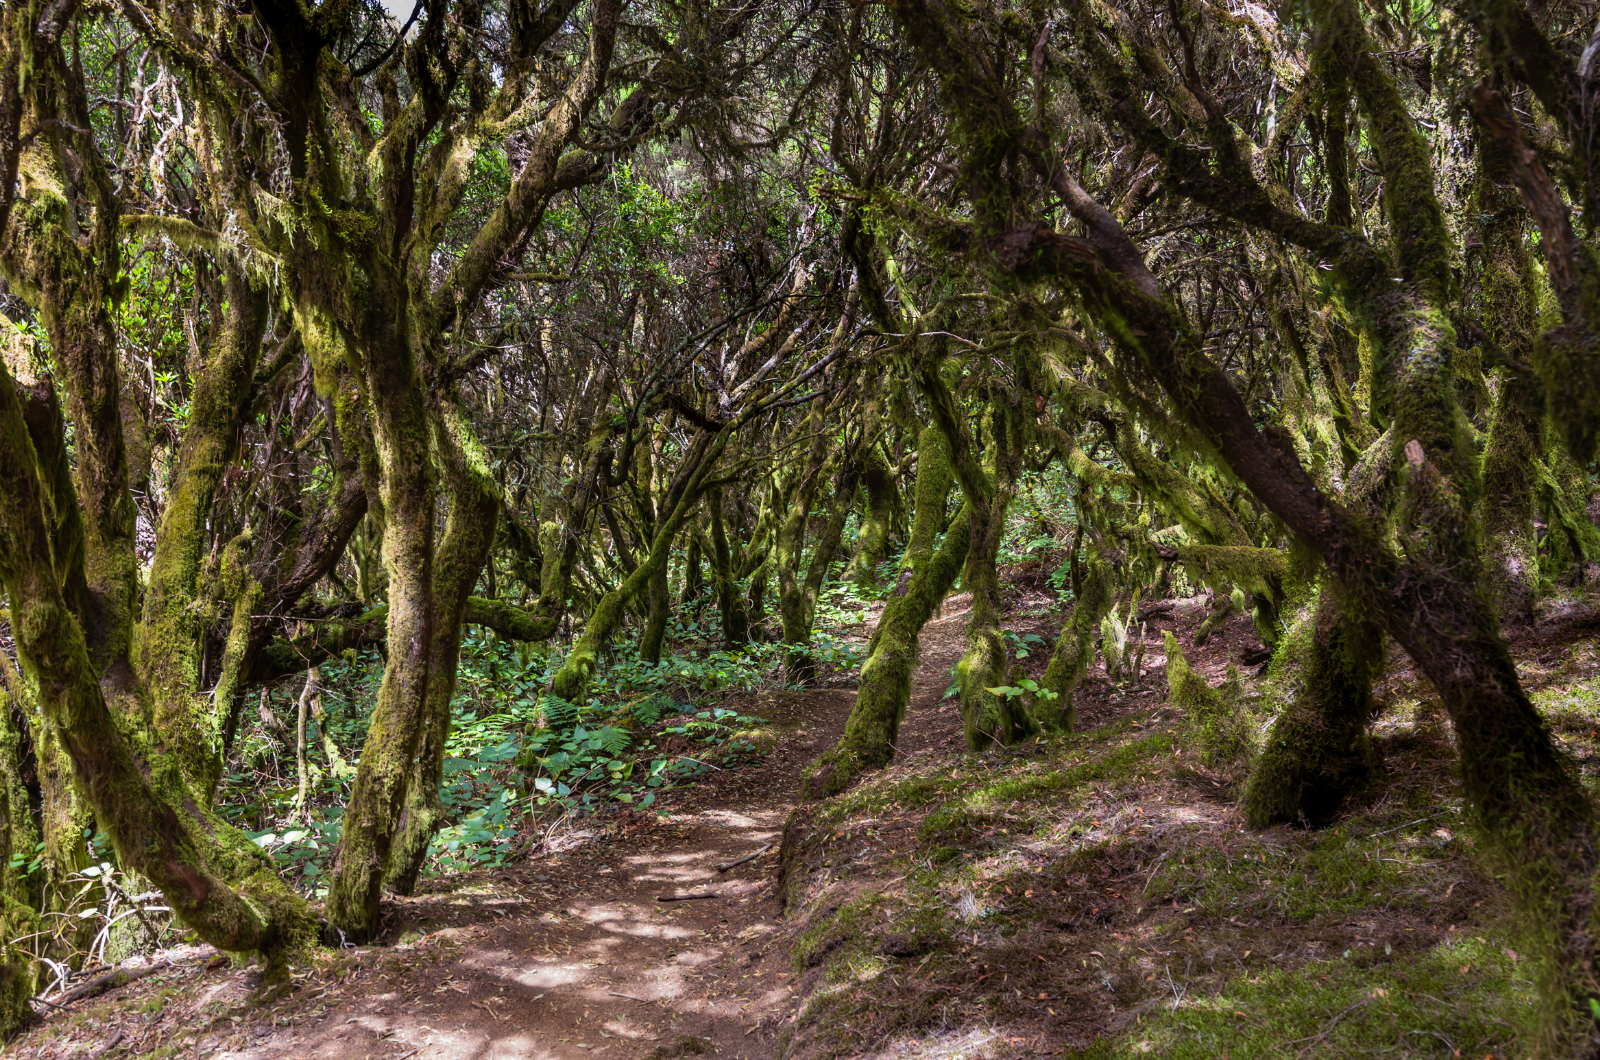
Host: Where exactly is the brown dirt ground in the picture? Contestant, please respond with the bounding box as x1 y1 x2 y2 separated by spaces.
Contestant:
2 601 982 1060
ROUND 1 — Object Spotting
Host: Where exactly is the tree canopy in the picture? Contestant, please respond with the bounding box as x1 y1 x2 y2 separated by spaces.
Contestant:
2 0 1600 1052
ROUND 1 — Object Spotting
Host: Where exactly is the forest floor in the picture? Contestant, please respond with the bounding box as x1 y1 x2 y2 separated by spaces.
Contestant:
7 582 1600 1060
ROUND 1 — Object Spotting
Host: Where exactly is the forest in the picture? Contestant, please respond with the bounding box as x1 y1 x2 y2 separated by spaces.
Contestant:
1 0 1599 1054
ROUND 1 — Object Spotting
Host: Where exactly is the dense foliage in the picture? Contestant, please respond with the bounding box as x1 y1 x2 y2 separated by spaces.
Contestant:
1 0 1600 1051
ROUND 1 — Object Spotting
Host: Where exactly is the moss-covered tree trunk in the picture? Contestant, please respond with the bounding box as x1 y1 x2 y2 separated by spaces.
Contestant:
321 274 442 941
774 395 836 681
0 354 313 970
382 414 500 898
784 459 860 683
0 55 314 970
1035 558 1112 732
708 487 749 648
842 446 894 587
1244 586 1383 826
640 556 673 665
955 472 1035 749
802 425 965 797
0 677 39 1041
0 607 89 953
136 265 268 801
1471 133 1545 624
922 370 1035 750
679 536 704 611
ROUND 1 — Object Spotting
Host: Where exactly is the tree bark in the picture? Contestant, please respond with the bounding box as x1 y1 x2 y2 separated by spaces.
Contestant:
803 425 964 797
1245 587 1384 826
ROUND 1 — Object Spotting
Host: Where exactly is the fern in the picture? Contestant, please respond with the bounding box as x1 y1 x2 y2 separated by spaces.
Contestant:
630 698 663 726
542 694 581 728
591 725 632 755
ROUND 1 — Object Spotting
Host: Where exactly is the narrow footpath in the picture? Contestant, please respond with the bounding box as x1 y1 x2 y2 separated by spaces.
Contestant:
5 602 972 1060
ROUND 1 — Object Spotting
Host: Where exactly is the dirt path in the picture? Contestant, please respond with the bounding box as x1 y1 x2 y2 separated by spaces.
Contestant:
2 605 976 1060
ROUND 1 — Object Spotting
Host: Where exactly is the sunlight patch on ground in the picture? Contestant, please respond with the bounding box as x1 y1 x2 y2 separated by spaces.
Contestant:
503 961 594 990
866 1026 1016 1060
590 913 699 940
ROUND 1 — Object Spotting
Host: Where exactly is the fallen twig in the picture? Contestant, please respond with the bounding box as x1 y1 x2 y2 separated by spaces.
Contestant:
608 991 652 1003
93 1030 125 1058
716 843 773 872
657 891 721 901
1289 999 1370 1057
44 960 167 1008
1366 812 1447 839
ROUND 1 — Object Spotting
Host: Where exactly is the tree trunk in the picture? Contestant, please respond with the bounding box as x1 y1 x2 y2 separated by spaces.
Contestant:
640 555 672 665
955 473 1034 749
322 275 442 941
1036 559 1113 732
1 358 314 970
679 536 704 611
708 488 749 648
0 677 38 1041
1471 132 1545 623
381 419 500 900
293 669 316 823
782 459 858 684
803 426 963 797
1244 587 1383 826
842 447 894 587
137 267 268 802
0 86 313 969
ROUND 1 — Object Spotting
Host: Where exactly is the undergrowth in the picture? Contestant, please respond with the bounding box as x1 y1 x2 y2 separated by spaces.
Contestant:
217 628 803 893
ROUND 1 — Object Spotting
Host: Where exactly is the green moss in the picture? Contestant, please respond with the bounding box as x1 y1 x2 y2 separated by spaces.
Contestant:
1164 633 1256 771
794 893 890 974
919 733 1173 847
1037 560 1113 731
843 447 895 587
1068 936 1532 1060
1244 589 1384 828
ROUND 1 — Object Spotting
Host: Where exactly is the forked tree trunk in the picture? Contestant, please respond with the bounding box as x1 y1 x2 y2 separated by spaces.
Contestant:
382 429 500 899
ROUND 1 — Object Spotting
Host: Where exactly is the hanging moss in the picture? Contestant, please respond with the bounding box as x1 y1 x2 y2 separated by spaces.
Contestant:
1163 632 1256 771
